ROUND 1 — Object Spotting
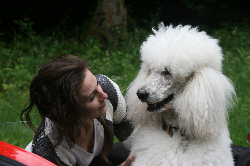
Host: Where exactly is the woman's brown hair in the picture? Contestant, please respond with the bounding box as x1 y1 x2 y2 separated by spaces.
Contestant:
20 54 113 163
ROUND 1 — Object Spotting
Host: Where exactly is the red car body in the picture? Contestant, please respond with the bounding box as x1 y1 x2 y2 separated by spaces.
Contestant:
0 140 56 166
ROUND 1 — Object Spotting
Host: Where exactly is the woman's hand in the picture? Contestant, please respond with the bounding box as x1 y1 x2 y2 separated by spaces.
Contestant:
120 154 135 166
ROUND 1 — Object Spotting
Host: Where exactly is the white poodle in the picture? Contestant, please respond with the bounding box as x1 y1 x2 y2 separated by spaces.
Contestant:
126 23 236 166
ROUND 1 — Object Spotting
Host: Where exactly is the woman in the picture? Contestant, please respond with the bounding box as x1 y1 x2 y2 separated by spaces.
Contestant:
21 54 134 166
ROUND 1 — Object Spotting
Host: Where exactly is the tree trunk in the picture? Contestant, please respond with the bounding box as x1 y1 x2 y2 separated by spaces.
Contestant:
89 0 127 40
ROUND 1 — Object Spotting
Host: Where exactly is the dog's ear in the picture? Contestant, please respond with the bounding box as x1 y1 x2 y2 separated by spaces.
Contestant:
174 67 235 140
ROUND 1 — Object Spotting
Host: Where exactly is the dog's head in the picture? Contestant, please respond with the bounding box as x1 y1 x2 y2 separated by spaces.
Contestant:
136 23 222 112
127 24 235 138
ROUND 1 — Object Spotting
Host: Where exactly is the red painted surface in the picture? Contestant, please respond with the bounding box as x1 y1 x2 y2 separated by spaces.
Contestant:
247 133 250 145
0 140 56 166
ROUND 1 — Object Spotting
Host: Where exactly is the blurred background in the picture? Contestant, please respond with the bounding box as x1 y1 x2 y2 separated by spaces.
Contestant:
0 0 249 149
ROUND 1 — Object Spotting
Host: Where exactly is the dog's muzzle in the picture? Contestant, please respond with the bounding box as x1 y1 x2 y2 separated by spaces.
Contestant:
137 89 174 112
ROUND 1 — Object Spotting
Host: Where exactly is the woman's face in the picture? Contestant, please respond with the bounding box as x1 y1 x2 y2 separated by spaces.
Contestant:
78 69 108 119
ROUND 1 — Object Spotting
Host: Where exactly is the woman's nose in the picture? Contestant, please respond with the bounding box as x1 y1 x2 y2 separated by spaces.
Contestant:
99 86 108 100
102 92 108 99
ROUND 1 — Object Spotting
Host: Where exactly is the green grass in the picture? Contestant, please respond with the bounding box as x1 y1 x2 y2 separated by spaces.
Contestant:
213 25 250 146
0 22 249 149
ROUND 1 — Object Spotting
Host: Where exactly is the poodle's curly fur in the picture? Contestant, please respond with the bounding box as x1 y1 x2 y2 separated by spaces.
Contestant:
126 23 235 166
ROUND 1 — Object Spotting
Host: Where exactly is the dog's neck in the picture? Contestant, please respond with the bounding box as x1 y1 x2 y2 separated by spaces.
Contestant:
162 118 189 152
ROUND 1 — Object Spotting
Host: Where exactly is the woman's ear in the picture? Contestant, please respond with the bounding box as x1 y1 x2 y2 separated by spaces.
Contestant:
174 67 235 139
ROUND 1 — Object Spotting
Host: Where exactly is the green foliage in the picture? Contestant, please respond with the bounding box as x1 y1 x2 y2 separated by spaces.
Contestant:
213 24 250 146
0 19 249 149
14 18 35 37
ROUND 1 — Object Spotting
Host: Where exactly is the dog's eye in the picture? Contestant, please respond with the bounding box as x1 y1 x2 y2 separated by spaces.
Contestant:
161 69 170 76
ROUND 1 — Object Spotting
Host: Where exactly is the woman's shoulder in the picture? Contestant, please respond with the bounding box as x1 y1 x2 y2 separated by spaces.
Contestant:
32 120 74 166
32 121 62 165
95 74 117 91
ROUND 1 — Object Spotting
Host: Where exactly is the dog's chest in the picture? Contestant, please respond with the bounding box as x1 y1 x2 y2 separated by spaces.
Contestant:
131 126 184 165
131 126 234 166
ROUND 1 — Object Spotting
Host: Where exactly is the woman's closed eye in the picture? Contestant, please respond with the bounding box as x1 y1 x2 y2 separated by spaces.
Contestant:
89 93 95 102
89 82 100 102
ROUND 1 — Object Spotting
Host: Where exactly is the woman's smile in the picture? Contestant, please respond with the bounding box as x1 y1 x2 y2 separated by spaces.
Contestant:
99 100 106 108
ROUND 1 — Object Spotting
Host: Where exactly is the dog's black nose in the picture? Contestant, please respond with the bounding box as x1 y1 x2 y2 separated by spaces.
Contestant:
137 89 149 102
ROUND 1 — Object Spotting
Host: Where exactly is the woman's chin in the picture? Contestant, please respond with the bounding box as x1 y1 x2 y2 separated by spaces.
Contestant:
99 106 107 116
